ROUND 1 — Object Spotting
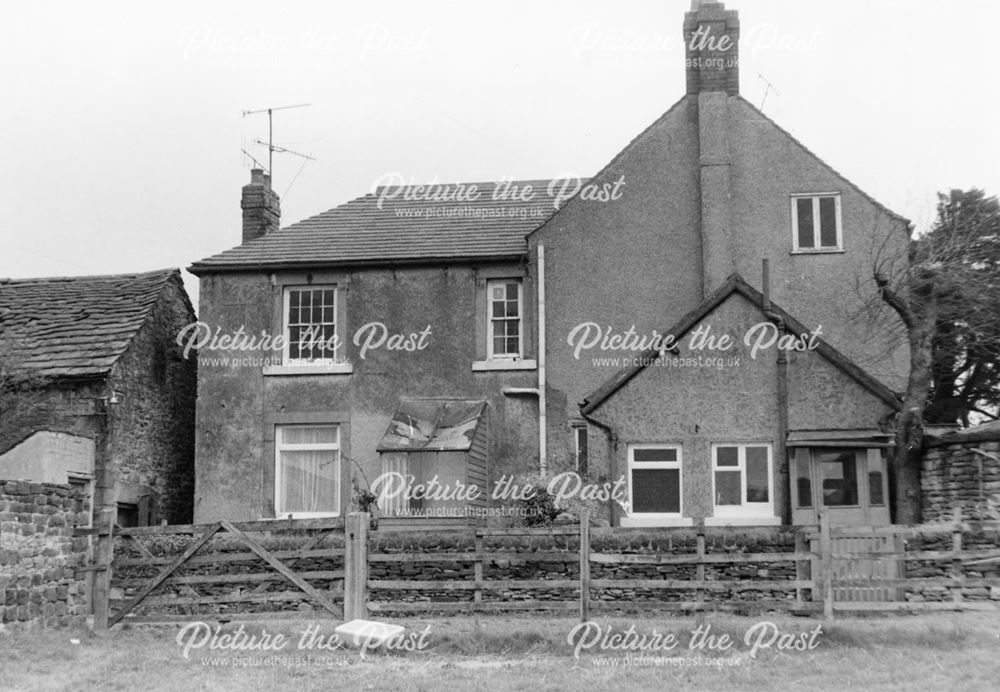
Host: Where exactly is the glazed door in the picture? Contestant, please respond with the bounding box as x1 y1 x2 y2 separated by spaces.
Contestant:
792 447 891 526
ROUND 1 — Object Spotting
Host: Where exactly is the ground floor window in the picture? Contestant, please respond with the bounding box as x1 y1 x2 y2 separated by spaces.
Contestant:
711 443 774 520
275 424 341 517
627 445 682 518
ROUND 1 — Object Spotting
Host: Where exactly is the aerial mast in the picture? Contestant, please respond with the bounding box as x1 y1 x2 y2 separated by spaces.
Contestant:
241 103 314 185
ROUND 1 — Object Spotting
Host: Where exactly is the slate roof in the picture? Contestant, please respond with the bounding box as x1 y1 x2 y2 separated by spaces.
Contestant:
0 268 183 380
190 179 569 273
580 274 902 415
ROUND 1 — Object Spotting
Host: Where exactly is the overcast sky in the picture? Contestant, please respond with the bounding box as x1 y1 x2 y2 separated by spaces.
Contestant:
2 0 997 308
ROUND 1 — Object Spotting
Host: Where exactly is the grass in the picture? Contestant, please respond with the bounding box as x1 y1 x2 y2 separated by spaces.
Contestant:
1 612 999 691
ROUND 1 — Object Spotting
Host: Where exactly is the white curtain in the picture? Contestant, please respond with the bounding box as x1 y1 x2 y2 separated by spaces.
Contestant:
279 426 339 514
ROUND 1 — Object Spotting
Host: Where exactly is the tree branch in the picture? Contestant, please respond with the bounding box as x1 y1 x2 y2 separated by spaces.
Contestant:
874 272 915 330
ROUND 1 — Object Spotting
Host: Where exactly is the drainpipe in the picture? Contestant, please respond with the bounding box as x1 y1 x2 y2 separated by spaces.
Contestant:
538 245 547 475
762 259 791 525
581 410 619 525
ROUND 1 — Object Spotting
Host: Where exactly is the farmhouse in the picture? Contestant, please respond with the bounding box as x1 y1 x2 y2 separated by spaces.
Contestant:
0 269 197 525
189 1 909 527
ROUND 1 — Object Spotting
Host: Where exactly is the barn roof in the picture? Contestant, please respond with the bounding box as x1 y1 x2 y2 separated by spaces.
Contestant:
189 179 570 273
0 268 185 380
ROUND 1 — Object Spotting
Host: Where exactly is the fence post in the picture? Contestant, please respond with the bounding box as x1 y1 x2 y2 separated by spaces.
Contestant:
951 506 964 606
474 533 484 606
91 507 115 632
794 529 806 608
695 520 706 609
819 511 834 619
579 509 590 623
344 512 369 621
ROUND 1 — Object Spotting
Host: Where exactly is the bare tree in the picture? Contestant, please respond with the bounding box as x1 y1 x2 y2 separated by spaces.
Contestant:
875 188 1000 523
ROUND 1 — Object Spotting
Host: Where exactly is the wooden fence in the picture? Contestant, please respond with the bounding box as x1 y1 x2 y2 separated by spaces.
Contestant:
77 509 1000 628
79 509 348 629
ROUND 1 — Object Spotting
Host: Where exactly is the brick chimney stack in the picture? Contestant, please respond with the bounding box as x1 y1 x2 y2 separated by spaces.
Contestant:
241 168 280 243
684 0 740 95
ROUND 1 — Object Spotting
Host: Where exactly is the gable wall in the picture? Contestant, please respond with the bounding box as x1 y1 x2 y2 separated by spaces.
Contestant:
530 94 909 478
529 96 705 475
589 293 895 523
108 276 197 523
725 97 909 389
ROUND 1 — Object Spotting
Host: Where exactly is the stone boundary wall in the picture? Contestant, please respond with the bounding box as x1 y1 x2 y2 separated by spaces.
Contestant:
903 526 1000 603
0 480 91 627
923 430 1000 522
368 528 804 606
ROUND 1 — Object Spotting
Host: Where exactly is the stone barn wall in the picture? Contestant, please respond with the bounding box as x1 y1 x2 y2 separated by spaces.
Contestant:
0 480 91 628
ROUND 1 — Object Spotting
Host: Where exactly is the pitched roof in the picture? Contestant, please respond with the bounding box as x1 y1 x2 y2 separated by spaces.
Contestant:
0 268 184 380
580 274 901 415
190 179 569 273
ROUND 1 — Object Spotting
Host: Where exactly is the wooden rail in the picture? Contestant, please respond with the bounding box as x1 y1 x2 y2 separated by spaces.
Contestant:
78 510 1000 626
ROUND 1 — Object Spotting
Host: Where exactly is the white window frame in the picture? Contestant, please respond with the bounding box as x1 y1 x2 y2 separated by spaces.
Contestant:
274 424 341 518
790 193 843 253
708 443 776 524
281 286 341 366
573 425 588 473
486 279 523 361
622 443 688 526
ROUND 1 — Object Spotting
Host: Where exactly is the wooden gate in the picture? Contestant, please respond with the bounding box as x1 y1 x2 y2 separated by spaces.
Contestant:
82 511 347 628
828 533 903 602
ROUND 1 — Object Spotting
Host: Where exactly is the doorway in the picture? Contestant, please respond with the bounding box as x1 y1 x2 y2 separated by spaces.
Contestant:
791 447 891 526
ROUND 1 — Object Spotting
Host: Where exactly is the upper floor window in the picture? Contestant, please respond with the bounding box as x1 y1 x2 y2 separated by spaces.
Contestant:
487 279 523 360
791 193 842 252
283 286 340 365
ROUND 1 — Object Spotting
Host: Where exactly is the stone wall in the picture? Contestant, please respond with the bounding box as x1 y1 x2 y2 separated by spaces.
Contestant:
368 528 803 607
902 526 1000 603
0 480 91 628
109 275 197 523
923 429 1000 522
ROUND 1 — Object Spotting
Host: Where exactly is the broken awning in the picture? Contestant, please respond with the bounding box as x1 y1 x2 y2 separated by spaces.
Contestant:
786 430 894 448
377 398 487 452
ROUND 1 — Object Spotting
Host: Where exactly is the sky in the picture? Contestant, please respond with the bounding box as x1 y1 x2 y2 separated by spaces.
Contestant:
2 0 997 309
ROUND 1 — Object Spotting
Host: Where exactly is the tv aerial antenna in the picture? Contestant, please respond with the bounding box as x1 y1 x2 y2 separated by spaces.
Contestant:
241 103 316 192
757 74 779 112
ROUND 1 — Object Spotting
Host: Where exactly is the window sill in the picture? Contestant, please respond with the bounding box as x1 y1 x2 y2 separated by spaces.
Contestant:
704 515 781 527
263 363 354 376
471 359 537 372
619 516 694 528
268 513 342 520
790 248 845 255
